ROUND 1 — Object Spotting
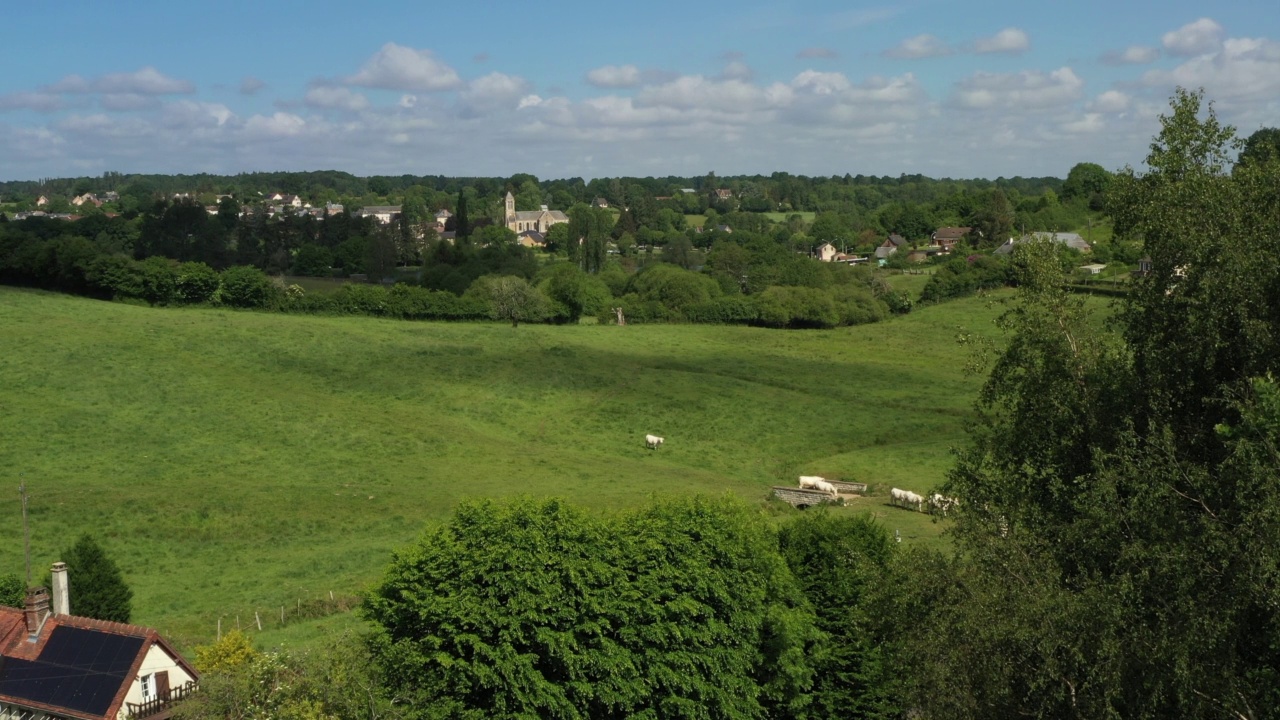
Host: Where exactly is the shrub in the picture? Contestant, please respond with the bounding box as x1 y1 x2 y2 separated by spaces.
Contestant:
176 262 220 304
84 254 143 300
627 263 720 311
684 295 759 324
138 257 178 306
832 284 890 324
539 263 611 323
755 286 839 329
881 290 913 315
219 266 276 308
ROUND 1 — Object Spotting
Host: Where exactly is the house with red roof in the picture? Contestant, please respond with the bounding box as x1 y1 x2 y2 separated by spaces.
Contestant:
0 563 198 720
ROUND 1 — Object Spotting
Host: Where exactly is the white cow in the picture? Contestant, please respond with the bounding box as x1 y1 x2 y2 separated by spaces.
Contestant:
645 434 664 449
891 487 925 511
930 493 959 517
798 476 838 499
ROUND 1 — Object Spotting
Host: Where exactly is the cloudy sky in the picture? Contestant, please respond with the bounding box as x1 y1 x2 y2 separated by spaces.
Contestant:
1 0 1277 181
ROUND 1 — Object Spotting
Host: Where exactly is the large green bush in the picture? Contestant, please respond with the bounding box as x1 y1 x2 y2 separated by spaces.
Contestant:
756 285 840 329
176 262 220 304
627 263 720 311
137 256 178 306
364 497 819 718
218 265 276 308
538 263 611 323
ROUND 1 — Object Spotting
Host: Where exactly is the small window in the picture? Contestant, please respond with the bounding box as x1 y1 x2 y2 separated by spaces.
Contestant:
141 673 153 700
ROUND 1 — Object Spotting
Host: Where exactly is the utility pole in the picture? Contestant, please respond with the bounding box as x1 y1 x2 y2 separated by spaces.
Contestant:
19 481 31 588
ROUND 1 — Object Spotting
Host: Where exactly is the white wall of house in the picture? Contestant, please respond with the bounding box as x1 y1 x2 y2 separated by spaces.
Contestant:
120 643 196 709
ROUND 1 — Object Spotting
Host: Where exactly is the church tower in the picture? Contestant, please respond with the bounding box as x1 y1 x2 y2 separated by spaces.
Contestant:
504 192 516 229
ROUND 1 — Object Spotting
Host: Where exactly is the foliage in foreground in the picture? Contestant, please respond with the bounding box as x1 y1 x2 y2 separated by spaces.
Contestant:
177 630 404 720
362 497 895 719
901 89 1280 719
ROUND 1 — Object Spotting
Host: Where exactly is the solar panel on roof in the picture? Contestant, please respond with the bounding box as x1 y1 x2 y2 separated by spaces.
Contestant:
39 626 144 675
0 625 145 716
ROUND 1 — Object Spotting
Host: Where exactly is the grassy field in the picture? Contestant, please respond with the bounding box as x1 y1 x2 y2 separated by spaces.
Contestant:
763 211 816 223
0 286 1017 650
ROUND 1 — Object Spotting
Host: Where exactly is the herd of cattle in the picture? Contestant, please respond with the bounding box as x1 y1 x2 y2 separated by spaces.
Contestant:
891 488 959 515
645 435 959 516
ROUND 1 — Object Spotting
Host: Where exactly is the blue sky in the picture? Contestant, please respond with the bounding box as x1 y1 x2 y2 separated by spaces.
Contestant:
1 0 1277 181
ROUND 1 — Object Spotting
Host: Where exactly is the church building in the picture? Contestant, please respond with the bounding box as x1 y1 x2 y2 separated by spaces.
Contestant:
505 192 569 234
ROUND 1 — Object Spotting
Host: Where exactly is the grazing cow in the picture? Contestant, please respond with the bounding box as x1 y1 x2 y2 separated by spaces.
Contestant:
645 434 664 449
798 475 826 490
798 476 838 500
891 487 925 511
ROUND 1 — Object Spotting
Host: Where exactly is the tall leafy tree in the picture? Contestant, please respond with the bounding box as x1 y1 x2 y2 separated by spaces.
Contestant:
967 189 1015 247
1060 162 1112 203
566 205 611 273
778 513 898 719
455 189 470 240
60 534 133 623
363 497 818 719
903 89 1280 719
1235 126 1280 169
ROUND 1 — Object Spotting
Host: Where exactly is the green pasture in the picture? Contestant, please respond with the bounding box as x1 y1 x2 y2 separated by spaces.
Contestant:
0 286 1020 649
763 211 816 223
883 269 935 298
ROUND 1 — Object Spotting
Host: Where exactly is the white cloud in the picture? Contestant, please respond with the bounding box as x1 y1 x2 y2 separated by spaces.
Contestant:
1101 46 1160 65
161 100 235 129
240 76 266 95
585 64 642 88
346 43 462 91
1089 90 1131 113
791 70 853 95
975 27 1030 55
101 93 158 112
243 112 306 139
1162 18 1226 57
1143 36 1280 100
883 34 952 59
1062 113 1106 134
951 67 1083 110
0 91 63 112
458 72 530 117
304 86 370 112
796 47 838 59
48 66 194 95
399 94 418 108
635 76 789 114
719 61 755 81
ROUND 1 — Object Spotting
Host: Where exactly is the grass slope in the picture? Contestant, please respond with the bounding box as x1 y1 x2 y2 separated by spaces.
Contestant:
0 287 1009 647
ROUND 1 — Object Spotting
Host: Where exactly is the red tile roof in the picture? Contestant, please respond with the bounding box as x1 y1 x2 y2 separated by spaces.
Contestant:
0 606 198 720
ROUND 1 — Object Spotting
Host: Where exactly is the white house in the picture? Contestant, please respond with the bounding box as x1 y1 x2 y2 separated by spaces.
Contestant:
0 563 198 719
357 206 402 224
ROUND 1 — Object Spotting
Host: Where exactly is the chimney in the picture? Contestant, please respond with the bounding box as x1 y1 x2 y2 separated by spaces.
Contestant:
51 562 70 617
24 587 49 635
